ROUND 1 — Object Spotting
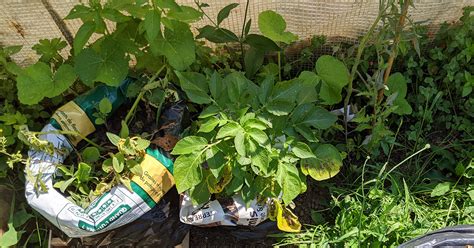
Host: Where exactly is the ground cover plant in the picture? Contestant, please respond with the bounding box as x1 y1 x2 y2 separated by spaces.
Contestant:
0 0 472 247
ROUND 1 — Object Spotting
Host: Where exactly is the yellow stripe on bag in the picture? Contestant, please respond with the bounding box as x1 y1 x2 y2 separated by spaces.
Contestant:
52 101 96 146
131 154 175 203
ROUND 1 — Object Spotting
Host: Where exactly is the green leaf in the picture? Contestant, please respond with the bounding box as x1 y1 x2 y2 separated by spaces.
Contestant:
175 71 211 104
258 76 274 105
144 9 161 41
106 132 121 146
245 46 264 78
167 6 202 23
303 144 342 181
16 62 52 105
0 223 19 247
76 162 91 182
65 5 93 20
153 0 181 10
216 122 241 139
174 153 203 193
247 128 269 146
74 44 128 87
217 3 239 25
99 98 112 114
119 120 129 138
128 160 143 176
12 209 33 228
250 146 271 176
258 10 297 44
112 156 124 173
190 180 211 205
385 73 412 115
135 138 150 150
171 136 208 155
244 34 280 51
271 80 301 103
293 106 337 129
82 147 100 163
73 21 95 56
102 8 130 22
266 100 294 116
151 20 195 70
198 117 220 133
199 105 220 119
292 142 316 158
47 64 77 98
196 25 239 43
315 55 349 104
225 72 250 103
208 71 223 100
278 163 302 204
234 129 246 156
431 182 451 197
59 177 76 193
297 71 319 104
243 118 267 130
205 147 226 178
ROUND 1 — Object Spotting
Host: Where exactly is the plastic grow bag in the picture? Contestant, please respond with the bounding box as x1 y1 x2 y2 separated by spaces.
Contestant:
179 194 270 227
398 225 474 248
24 80 176 238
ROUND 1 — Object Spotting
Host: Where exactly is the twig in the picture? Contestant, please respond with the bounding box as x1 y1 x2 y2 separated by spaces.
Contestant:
376 0 411 103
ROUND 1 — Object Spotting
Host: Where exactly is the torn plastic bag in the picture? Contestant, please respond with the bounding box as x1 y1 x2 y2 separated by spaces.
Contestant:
24 79 178 237
398 225 474 247
180 193 270 227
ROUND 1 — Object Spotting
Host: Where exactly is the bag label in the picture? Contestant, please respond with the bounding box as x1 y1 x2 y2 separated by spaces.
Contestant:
52 101 95 145
131 154 174 204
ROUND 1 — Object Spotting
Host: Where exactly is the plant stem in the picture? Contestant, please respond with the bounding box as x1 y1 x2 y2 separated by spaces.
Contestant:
278 51 282 81
240 0 250 70
125 65 166 124
383 143 430 179
343 10 385 146
376 0 411 103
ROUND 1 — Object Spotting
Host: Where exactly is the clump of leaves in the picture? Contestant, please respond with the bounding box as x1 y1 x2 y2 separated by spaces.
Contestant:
53 131 150 206
172 53 348 210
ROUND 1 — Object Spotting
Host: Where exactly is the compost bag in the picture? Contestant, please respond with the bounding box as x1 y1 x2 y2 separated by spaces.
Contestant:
24 79 185 238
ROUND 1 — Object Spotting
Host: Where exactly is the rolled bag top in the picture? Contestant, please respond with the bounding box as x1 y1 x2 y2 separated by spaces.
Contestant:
25 78 175 237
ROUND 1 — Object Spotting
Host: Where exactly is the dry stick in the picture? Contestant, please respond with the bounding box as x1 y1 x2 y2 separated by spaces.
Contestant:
343 9 386 146
376 0 411 103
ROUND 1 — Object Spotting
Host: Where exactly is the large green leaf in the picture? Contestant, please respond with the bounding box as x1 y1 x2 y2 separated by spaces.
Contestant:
225 72 250 103
205 147 226 178
385 72 412 115
16 63 76 105
144 9 161 41
49 64 77 98
151 20 195 70
171 136 208 155
302 144 342 181
174 152 203 193
277 163 302 204
167 6 202 23
74 40 128 87
297 71 319 104
216 122 241 139
315 55 349 104
190 180 210 204
175 71 211 104
244 34 280 51
73 21 95 56
293 106 337 129
258 10 297 44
